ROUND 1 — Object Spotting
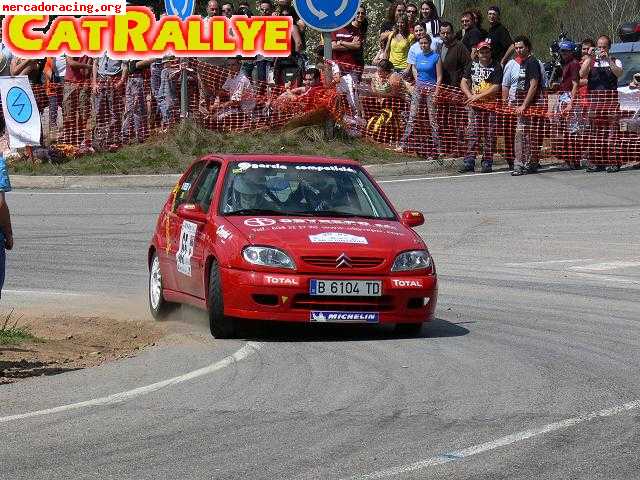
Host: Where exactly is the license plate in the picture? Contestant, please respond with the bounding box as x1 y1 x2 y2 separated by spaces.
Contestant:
309 279 382 297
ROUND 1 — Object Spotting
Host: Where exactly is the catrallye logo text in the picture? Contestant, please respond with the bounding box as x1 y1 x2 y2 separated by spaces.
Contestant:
3 6 292 59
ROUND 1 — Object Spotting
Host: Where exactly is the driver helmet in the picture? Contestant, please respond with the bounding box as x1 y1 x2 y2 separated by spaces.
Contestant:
232 169 265 209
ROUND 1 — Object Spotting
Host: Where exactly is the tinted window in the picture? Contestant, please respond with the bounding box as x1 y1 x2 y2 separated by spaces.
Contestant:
174 162 206 211
191 163 221 213
220 161 396 220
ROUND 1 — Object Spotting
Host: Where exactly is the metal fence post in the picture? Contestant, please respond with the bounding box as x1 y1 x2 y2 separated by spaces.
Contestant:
180 59 188 120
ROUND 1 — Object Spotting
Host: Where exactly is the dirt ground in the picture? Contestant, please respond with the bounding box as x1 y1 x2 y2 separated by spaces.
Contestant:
0 315 166 385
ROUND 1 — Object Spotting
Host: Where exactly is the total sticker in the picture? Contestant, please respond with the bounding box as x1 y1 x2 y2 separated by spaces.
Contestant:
309 232 368 245
176 220 197 276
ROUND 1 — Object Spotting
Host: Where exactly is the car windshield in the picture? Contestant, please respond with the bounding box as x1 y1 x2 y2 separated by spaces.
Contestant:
220 161 396 220
615 52 640 86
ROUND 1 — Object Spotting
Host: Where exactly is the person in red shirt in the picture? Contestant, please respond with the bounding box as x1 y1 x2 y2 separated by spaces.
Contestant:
331 5 367 81
549 40 583 169
62 56 93 147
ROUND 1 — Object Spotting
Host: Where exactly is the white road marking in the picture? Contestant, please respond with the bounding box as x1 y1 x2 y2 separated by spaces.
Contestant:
570 261 640 272
3 289 89 297
0 342 261 424
347 399 640 479
379 171 509 184
571 272 640 286
505 259 594 267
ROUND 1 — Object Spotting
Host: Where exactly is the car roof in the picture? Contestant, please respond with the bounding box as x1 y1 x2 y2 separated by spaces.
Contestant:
611 41 640 53
198 154 361 167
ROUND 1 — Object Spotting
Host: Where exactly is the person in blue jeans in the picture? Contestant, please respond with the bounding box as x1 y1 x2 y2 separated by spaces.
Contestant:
0 156 13 299
397 34 443 157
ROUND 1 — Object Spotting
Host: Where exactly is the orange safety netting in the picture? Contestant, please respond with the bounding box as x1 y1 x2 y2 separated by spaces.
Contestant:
19 59 640 167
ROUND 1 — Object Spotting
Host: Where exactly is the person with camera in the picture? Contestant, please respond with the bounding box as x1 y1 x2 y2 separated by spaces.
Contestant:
579 35 624 172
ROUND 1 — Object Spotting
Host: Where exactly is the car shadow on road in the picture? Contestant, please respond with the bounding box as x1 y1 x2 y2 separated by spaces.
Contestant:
239 317 470 343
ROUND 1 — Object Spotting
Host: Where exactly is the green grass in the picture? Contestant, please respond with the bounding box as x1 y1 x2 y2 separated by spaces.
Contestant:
10 123 421 176
0 310 35 346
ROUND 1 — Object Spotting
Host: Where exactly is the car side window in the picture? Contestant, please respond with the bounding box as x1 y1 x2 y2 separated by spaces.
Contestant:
174 162 206 212
189 163 221 213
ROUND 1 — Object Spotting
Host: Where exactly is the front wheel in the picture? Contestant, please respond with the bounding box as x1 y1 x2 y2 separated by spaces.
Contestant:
207 260 236 338
149 252 176 319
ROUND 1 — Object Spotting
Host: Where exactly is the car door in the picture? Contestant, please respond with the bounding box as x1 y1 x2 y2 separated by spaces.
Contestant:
174 161 221 299
162 161 206 294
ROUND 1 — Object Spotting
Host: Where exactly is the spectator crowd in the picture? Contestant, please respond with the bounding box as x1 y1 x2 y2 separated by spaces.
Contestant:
0 0 638 174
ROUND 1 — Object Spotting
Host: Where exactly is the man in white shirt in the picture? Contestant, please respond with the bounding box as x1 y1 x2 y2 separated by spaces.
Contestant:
214 57 256 120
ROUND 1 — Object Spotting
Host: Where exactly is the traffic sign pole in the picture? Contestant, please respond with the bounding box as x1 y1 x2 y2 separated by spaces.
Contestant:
293 0 362 140
322 32 334 138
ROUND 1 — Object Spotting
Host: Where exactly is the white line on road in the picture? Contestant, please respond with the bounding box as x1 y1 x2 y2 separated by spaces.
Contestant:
570 261 640 272
0 342 261 424
3 289 89 297
571 272 640 286
505 259 594 267
347 399 640 479
378 171 509 184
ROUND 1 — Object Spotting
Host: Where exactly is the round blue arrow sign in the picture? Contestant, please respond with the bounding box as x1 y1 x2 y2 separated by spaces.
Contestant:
6 86 33 124
293 0 362 32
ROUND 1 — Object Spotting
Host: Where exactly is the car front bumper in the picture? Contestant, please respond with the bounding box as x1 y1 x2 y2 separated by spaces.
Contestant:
221 268 438 324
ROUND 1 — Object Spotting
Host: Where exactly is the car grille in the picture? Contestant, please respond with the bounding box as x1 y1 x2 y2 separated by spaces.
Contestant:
291 294 394 312
302 256 385 269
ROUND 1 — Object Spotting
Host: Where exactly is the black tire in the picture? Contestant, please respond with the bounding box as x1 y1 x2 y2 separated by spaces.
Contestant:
207 259 236 338
394 322 424 336
148 252 176 320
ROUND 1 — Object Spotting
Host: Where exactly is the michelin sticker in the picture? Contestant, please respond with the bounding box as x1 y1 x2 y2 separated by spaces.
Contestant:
310 311 379 323
309 232 368 245
176 220 198 276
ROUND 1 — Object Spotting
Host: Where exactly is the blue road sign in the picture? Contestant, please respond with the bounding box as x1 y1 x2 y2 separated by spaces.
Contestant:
293 0 362 32
165 0 196 21
6 86 32 124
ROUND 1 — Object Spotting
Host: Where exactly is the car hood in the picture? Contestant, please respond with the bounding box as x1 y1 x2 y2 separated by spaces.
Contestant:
224 216 425 257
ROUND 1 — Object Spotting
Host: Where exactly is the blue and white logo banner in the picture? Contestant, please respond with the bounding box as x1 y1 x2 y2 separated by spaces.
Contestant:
165 0 196 20
0 76 41 149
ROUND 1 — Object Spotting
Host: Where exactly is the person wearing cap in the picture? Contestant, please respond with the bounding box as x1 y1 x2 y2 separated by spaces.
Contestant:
459 40 503 173
548 40 583 169
486 6 514 66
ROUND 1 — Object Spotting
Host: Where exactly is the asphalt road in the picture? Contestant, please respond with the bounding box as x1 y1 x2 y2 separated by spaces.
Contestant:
2 168 640 479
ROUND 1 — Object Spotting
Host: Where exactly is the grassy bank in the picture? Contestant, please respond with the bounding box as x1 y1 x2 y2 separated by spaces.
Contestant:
0 312 35 346
11 123 420 176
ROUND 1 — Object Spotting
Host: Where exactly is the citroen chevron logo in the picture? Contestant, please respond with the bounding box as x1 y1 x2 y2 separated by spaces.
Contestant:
336 253 352 268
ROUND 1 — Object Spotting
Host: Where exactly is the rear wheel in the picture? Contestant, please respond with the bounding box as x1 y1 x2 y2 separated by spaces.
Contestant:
207 260 236 338
149 253 176 319
394 322 424 336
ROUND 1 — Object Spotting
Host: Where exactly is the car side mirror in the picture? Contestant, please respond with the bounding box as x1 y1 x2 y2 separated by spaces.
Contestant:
401 210 425 228
177 204 207 223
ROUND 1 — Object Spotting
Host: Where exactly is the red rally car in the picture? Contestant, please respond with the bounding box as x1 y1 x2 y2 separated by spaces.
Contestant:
148 155 438 338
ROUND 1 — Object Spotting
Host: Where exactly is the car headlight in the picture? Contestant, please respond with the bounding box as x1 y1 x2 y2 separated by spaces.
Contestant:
391 250 432 272
243 246 296 269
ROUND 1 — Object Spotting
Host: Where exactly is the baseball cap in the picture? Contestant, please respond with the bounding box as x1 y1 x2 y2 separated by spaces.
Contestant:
476 40 492 50
558 40 576 51
488 6 500 15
